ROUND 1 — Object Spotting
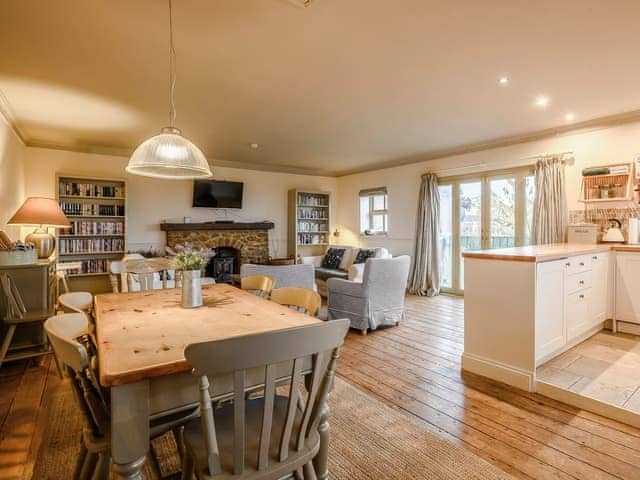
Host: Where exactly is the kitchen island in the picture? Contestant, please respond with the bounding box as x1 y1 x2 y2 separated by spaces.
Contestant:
462 243 640 392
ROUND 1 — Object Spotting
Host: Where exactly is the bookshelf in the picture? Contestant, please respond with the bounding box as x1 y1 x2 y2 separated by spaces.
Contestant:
56 175 126 291
288 189 331 261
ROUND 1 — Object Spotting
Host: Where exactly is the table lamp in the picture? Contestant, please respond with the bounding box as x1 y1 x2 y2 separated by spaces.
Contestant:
7 197 70 258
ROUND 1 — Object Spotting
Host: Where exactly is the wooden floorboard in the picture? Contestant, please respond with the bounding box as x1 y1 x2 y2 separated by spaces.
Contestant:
337 294 640 480
0 294 638 479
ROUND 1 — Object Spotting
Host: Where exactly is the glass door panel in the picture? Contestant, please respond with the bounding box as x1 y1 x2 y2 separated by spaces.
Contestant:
438 185 453 288
459 181 482 289
489 177 516 249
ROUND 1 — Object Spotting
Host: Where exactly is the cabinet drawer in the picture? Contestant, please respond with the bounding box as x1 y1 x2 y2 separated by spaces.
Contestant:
566 289 590 340
564 255 592 276
566 270 592 294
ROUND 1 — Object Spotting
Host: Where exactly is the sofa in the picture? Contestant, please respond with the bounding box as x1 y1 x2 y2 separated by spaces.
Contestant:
327 255 411 335
301 245 392 296
240 263 316 291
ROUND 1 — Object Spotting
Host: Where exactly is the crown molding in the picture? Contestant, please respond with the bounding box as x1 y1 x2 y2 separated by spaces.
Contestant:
334 109 640 177
0 88 28 145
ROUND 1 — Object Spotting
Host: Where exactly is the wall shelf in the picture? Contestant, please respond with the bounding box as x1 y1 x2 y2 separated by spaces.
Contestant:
579 163 634 203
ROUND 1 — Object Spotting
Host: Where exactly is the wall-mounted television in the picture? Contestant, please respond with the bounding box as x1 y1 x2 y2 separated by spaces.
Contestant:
192 180 243 208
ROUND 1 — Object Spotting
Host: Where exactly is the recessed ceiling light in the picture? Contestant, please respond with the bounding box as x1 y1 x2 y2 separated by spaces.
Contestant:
249 143 259 149
535 95 550 108
565 112 575 121
498 77 509 85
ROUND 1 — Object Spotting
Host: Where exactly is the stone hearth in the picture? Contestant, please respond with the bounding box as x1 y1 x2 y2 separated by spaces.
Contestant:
162 222 274 265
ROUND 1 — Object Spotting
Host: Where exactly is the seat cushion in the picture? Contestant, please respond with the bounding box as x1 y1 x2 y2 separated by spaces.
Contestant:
314 267 348 281
183 395 320 477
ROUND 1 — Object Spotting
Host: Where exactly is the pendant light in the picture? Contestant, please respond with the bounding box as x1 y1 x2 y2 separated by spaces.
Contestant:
126 0 212 179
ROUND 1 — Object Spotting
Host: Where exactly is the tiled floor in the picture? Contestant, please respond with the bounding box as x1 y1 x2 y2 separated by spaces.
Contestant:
537 331 640 412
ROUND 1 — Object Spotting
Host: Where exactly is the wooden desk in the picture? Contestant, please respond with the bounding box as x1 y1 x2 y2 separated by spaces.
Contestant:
96 283 324 479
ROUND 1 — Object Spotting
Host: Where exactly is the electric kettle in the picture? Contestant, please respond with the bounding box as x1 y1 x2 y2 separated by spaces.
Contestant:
602 218 625 243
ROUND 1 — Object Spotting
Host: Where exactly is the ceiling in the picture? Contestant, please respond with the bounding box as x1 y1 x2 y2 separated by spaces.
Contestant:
1 0 640 176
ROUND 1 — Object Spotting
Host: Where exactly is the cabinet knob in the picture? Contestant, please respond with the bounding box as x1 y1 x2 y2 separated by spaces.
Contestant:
592 256 598 260
579 262 585 266
579 294 585 299
565 262 571 267
579 280 584 285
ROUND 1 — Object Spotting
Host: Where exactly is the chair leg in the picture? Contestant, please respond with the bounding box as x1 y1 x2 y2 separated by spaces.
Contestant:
181 451 195 480
360 328 367 336
303 461 318 480
173 426 185 461
0 324 16 368
73 441 88 480
94 452 111 480
79 451 98 480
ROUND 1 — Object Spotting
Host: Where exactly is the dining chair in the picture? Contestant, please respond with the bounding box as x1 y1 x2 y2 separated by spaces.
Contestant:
240 275 275 298
0 273 51 368
59 291 94 315
45 313 199 479
270 287 321 316
181 318 350 480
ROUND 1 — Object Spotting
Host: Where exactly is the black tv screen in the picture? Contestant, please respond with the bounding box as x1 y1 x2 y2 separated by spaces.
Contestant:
192 180 243 208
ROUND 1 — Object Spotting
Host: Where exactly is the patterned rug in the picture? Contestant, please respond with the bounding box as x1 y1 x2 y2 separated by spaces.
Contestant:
31 377 512 479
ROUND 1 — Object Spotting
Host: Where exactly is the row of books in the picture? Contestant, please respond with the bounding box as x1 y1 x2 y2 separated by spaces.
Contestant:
297 221 328 232
297 194 328 207
60 220 124 236
59 259 110 275
60 201 125 217
60 181 124 198
297 233 327 245
297 207 327 219
59 238 124 254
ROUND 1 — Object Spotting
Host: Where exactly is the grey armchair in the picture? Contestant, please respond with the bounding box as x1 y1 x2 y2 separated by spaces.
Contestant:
327 255 411 335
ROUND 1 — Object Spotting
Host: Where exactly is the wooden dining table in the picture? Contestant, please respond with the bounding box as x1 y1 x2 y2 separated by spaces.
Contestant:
95 283 326 479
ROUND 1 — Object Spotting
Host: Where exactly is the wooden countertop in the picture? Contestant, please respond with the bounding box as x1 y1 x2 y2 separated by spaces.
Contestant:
95 283 321 387
462 243 640 262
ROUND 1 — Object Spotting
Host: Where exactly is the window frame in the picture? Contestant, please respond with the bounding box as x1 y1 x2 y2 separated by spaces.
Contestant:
359 187 388 236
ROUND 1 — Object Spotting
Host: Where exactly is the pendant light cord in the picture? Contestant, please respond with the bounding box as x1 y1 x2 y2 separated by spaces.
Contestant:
168 0 177 127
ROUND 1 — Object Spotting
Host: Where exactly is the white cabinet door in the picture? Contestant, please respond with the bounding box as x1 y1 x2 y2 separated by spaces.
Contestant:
566 289 590 340
588 252 610 327
535 259 566 361
615 252 640 324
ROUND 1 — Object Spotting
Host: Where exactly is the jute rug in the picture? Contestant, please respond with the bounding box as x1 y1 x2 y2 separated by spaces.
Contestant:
32 377 512 479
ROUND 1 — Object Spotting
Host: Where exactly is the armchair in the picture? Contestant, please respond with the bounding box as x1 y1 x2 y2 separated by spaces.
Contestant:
327 255 411 335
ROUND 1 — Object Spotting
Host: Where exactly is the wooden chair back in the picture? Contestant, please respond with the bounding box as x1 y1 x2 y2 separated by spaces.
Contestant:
56 270 71 294
184 318 349 477
44 313 109 434
270 287 321 316
0 273 27 322
240 275 275 298
110 256 174 292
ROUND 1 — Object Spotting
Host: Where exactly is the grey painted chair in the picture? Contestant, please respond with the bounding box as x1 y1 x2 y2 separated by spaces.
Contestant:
45 313 199 479
240 264 316 291
181 318 350 479
327 255 411 335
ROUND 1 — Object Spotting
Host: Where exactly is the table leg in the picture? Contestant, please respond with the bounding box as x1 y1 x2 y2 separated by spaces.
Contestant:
313 403 330 480
111 380 150 480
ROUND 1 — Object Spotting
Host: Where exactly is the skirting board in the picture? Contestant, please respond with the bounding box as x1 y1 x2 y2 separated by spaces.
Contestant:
536 380 640 429
462 353 535 392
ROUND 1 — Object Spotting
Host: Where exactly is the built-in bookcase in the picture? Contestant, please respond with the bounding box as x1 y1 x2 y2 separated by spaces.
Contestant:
288 189 331 260
56 175 127 287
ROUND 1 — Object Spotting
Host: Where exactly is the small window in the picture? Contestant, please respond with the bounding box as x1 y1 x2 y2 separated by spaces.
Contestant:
359 187 388 235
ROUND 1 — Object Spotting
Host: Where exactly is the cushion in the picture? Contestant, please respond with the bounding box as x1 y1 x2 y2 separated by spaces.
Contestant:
339 247 359 271
321 248 345 270
353 249 376 264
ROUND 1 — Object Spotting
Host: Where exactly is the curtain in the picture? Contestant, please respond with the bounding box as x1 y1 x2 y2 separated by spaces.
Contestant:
532 156 568 244
408 173 440 296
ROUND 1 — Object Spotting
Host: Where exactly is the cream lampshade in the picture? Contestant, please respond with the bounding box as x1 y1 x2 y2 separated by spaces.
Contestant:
7 197 70 258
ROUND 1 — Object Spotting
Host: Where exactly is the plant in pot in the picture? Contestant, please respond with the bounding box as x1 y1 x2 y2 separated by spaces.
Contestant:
175 250 206 308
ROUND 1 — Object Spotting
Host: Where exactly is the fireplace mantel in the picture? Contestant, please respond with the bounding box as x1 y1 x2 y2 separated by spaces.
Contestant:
160 221 275 232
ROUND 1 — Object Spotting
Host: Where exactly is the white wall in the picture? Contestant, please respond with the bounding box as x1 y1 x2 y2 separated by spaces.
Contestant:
336 121 640 256
23 148 337 257
0 113 25 240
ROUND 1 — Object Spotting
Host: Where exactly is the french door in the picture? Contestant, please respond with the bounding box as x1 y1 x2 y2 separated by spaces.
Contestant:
438 168 534 294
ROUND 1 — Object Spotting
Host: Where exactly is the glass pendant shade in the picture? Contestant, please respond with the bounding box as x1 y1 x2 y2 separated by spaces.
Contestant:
126 127 212 179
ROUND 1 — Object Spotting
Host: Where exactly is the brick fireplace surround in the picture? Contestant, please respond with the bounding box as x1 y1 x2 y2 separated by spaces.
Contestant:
160 222 275 265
